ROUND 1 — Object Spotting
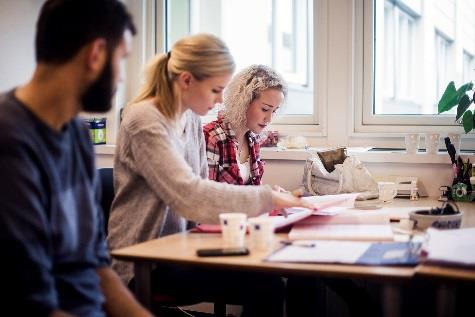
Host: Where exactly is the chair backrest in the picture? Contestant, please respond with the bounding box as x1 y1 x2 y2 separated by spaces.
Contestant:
98 168 114 236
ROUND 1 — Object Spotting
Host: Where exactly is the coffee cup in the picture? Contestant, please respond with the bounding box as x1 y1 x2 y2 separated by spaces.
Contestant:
219 213 247 247
378 182 398 202
248 217 274 251
405 133 419 154
425 133 440 155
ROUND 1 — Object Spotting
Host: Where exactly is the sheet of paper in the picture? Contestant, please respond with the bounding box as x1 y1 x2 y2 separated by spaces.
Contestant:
307 205 432 224
313 206 348 215
289 224 394 241
266 240 371 264
424 227 475 266
304 193 360 211
299 209 390 225
284 193 360 215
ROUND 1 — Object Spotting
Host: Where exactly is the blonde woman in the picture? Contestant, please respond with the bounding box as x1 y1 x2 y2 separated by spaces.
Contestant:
204 64 286 186
107 34 312 316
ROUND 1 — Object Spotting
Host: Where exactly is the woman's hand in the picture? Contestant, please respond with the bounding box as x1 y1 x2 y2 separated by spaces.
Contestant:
271 190 315 217
272 185 305 197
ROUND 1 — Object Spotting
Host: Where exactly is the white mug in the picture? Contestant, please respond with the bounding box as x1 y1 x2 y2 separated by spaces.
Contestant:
405 133 420 154
425 133 440 155
378 182 398 202
219 213 247 248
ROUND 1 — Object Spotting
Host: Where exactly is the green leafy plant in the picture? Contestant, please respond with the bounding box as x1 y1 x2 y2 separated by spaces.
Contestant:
438 81 475 133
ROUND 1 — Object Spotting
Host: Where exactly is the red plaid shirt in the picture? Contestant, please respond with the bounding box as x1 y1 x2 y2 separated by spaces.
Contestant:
203 117 264 185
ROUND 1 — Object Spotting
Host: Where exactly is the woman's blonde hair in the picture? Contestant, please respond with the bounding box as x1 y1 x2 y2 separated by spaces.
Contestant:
221 64 287 130
132 33 235 119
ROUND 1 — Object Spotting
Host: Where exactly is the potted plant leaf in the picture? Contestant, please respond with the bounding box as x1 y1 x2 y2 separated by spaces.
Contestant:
438 81 475 132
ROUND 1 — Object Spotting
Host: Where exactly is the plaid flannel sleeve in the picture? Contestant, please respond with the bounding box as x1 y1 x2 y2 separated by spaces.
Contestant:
203 128 220 181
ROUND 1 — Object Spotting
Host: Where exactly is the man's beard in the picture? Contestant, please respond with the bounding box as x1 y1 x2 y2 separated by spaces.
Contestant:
81 58 115 113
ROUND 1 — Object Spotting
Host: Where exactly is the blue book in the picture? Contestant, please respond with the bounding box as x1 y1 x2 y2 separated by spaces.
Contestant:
356 242 420 266
266 241 420 266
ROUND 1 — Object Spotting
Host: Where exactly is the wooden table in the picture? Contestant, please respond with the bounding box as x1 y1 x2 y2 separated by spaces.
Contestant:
111 198 475 316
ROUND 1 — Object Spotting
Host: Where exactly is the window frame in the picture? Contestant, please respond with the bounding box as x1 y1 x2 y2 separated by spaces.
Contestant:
354 0 467 134
463 50 475 84
163 0 326 136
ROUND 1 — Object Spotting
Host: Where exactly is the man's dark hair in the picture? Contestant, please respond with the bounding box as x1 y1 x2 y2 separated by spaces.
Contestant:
36 0 136 63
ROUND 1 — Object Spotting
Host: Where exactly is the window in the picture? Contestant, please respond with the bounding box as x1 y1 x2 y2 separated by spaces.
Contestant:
357 0 475 132
375 1 416 114
435 32 452 108
167 0 315 124
463 50 475 84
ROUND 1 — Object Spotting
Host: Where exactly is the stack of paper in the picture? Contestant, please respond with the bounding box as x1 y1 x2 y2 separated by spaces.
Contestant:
290 205 433 229
423 227 475 267
298 210 390 225
289 223 394 241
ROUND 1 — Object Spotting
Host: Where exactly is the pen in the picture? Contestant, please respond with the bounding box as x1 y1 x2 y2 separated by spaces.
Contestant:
280 240 316 248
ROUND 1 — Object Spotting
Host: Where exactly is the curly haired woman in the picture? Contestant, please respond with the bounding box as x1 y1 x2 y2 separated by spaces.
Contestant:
203 64 286 185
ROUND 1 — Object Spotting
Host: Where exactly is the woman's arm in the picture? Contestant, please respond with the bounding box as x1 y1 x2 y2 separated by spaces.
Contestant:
122 106 272 223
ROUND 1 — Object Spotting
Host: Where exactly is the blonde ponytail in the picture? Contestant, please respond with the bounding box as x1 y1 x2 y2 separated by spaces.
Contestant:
132 33 235 120
131 53 176 119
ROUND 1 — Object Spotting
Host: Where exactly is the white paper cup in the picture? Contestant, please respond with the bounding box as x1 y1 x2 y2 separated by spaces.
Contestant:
405 133 419 154
219 213 247 248
425 133 440 155
448 133 461 154
248 217 275 251
378 181 398 202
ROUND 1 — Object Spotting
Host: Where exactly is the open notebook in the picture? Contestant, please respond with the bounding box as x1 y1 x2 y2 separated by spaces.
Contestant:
192 193 359 233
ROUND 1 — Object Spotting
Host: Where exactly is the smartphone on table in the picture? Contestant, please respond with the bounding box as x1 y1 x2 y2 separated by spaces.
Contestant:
196 247 250 257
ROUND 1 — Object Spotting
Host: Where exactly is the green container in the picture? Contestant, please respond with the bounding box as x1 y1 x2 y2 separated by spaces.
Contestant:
85 118 106 145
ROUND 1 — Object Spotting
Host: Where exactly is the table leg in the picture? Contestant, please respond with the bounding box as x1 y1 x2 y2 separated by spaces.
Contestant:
134 262 152 308
436 284 456 317
382 283 401 317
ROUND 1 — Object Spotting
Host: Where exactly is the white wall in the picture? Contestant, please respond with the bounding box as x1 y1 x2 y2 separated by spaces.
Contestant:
261 159 452 198
0 0 45 92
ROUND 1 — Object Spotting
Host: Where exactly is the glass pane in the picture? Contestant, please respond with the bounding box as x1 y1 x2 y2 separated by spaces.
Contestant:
463 51 475 84
373 0 475 116
167 0 190 48
167 0 313 116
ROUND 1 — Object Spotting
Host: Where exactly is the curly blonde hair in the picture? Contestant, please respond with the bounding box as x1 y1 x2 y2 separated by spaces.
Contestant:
221 64 287 130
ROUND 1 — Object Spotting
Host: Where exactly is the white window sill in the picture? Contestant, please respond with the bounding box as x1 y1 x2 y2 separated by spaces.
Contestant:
95 144 473 165
261 147 473 164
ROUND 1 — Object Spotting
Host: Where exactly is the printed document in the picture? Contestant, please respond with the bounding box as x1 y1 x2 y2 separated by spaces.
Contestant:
424 227 475 267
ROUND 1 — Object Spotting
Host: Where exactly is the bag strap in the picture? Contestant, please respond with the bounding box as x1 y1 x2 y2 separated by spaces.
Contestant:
306 158 319 196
